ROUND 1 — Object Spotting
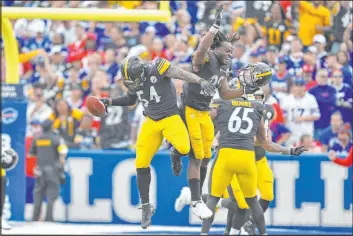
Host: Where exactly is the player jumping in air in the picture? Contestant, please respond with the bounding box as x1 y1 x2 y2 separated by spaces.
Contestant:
100 56 215 229
201 71 307 235
170 5 261 219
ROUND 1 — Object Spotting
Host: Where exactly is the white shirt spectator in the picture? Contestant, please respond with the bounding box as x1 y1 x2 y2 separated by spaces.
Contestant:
26 102 53 136
282 93 320 146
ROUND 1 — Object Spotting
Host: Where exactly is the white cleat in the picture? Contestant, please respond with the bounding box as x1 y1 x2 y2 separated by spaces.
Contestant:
175 187 191 212
1 219 12 230
191 199 213 220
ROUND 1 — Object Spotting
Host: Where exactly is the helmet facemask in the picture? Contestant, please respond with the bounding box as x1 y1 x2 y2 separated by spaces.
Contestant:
238 64 258 88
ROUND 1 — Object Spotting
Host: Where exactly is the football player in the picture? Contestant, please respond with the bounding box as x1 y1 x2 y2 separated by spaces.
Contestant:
100 56 215 228
1 148 19 230
171 5 265 219
201 83 307 235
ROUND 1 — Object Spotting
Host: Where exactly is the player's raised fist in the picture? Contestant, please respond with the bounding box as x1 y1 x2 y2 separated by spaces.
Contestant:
214 4 224 27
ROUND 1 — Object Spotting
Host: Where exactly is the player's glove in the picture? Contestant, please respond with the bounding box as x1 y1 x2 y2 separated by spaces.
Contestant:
214 4 224 28
100 98 111 113
290 146 307 156
200 78 216 96
243 86 260 95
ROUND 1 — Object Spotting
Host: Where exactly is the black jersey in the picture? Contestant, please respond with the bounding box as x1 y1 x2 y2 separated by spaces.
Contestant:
212 98 264 151
182 51 229 111
128 58 180 121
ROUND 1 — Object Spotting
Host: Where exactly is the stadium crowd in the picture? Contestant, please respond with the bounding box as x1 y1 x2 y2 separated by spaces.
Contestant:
1 0 352 156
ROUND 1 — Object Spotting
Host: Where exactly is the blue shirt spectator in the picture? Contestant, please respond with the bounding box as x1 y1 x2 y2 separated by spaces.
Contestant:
309 69 337 133
318 111 344 152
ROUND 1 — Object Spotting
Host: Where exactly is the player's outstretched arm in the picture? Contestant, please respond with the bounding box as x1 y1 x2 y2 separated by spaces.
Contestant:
256 118 307 156
165 66 215 95
218 78 244 100
101 92 138 109
193 5 223 67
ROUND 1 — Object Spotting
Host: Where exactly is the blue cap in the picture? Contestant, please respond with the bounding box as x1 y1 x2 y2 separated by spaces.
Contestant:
30 119 41 125
257 47 267 55
293 77 306 86
250 51 259 57
277 56 286 64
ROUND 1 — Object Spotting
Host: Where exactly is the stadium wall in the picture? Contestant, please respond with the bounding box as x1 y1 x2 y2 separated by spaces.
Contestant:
4 149 352 232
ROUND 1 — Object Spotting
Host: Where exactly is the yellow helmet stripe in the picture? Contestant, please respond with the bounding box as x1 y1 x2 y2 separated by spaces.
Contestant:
255 71 272 78
124 57 130 80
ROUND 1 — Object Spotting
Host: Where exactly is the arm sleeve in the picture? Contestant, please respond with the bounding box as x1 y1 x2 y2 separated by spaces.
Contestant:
111 92 138 106
333 148 353 167
28 139 37 156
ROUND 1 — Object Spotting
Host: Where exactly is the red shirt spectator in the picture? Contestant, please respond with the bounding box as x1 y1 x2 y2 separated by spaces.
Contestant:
330 147 353 167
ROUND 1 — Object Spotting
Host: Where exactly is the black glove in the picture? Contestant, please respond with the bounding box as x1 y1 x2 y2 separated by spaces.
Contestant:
200 78 216 96
290 146 307 156
100 98 111 113
244 86 259 95
214 4 224 27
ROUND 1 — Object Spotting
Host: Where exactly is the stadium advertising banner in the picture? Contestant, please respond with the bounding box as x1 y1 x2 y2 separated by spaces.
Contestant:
1 99 27 221
24 150 352 232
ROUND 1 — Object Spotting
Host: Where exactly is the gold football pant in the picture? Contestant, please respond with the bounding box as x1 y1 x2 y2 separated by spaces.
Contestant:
209 148 257 201
135 115 190 168
223 156 274 208
184 106 214 160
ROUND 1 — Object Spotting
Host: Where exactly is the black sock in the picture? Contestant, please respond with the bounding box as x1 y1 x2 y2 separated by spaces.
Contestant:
259 198 270 213
226 208 236 232
188 178 201 202
137 167 151 204
200 166 207 193
201 193 208 203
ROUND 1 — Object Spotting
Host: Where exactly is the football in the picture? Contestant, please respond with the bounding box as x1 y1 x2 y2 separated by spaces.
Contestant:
86 96 106 117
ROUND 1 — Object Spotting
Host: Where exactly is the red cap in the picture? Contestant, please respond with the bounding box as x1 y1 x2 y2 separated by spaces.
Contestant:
302 64 314 73
86 32 97 41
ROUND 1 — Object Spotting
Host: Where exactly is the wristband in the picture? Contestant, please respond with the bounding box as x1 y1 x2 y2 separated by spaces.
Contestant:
209 25 219 34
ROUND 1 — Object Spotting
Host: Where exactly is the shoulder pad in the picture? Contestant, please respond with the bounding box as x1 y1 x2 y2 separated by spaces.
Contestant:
155 58 171 76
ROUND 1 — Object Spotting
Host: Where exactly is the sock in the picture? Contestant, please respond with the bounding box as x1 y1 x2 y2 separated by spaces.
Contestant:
259 198 270 212
137 167 151 204
189 178 201 202
225 209 236 233
200 166 207 193
232 207 247 231
0 176 6 218
246 197 266 235
230 228 240 235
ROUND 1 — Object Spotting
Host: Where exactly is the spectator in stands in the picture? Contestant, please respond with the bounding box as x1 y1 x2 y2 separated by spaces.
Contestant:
25 19 52 53
125 23 141 49
270 121 291 147
271 56 291 97
328 124 353 156
328 147 353 168
286 37 305 76
302 64 317 90
73 114 100 150
309 69 336 139
282 77 320 146
313 34 328 69
232 42 247 70
51 99 83 148
325 53 352 85
103 48 119 84
264 46 279 68
49 45 68 78
26 86 53 136
66 84 84 110
330 69 353 124
319 111 344 152
294 1 331 48
336 50 353 81
331 1 352 54
300 134 323 153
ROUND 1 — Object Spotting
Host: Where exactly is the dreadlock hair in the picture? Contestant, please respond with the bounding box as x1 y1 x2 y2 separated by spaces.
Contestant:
210 31 240 50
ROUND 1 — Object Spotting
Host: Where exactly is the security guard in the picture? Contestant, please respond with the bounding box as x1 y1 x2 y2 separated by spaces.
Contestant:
1 148 19 230
28 119 68 222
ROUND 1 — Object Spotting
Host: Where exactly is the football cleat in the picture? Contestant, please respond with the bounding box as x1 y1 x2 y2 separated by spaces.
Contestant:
191 199 213 220
175 187 191 212
139 203 155 229
242 220 255 235
1 219 12 230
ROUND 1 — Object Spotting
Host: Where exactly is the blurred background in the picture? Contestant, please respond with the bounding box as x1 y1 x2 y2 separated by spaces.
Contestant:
0 0 352 234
